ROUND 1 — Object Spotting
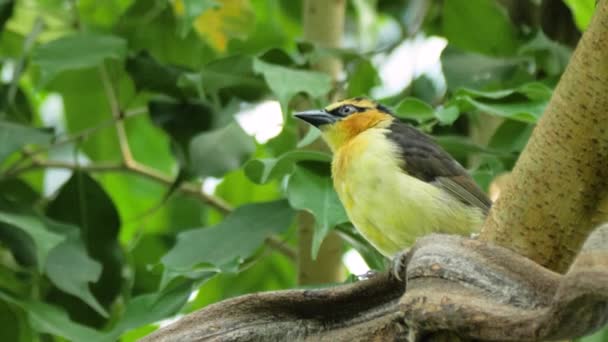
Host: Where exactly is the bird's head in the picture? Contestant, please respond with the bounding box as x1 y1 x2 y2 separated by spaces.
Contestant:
295 97 394 151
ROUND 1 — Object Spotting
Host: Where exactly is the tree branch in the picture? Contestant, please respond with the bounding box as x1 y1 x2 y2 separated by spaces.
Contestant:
141 226 608 341
480 0 608 273
99 64 134 166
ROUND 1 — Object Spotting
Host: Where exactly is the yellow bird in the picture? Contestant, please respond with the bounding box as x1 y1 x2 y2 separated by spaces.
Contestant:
295 97 490 257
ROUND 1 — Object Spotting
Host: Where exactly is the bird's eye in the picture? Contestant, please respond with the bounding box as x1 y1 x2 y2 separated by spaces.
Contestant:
338 105 357 116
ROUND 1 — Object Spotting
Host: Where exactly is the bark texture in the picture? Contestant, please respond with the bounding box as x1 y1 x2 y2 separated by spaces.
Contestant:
480 0 608 273
141 226 608 341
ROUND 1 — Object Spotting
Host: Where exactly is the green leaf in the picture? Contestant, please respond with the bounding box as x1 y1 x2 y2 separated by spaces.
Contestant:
286 163 349 258
45 239 107 317
105 278 195 340
518 31 572 76
253 58 332 110
393 97 435 123
435 105 460 125
0 211 65 271
434 135 502 161
0 290 105 342
148 97 214 152
454 82 552 123
563 0 595 31
77 0 134 29
0 121 53 163
162 200 295 272
578 326 608 342
244 150 331 184
488 120 533 153
126 51 190 99
215 168 280 207
460 97 546 123
189 121 255 177
347 59 379 97
31 33 127 86
0 0 14 31
442 0 518 56
0 84 33 124
180 55 265 98
46 172 122 319
441 47 529 90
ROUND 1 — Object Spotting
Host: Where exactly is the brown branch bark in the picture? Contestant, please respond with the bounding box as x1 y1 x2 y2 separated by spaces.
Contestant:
480 0 608 273
142 225 608 341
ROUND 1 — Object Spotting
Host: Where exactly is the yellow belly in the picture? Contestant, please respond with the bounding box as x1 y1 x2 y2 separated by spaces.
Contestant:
332 129 484 257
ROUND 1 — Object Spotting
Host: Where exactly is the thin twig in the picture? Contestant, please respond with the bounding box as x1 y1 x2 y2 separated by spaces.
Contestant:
2 158 296 260
99 64 134 165
6 158 232 214
2 109 147 175
265 236 297 260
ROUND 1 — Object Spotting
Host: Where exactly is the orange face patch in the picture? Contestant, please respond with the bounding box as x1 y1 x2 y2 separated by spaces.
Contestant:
337 110 391 141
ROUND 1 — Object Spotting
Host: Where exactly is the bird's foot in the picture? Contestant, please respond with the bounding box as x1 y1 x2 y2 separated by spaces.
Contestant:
357 270 379 280
390 248 411 282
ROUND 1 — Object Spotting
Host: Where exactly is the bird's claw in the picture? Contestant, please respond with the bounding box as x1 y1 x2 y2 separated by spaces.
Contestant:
390 248 411 282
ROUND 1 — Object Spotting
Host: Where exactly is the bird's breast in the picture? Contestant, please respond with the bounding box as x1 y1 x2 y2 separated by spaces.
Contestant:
331 129 482 256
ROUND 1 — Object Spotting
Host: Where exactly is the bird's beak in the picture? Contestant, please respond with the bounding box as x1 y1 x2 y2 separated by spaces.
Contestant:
294 110 337 128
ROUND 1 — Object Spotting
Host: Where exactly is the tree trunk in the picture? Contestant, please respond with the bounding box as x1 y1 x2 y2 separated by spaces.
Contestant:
480 0 608 273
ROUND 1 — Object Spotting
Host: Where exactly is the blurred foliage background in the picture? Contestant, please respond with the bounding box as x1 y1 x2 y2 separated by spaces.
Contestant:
0 0 605 340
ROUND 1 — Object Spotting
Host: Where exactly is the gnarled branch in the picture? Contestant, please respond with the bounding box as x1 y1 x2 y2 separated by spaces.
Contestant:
142 225 608 341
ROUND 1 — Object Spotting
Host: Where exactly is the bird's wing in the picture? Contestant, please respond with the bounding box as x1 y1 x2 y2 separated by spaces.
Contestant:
385 120 492 213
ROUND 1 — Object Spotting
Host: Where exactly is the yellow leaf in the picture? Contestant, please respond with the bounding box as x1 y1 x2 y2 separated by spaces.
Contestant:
174 0 255 52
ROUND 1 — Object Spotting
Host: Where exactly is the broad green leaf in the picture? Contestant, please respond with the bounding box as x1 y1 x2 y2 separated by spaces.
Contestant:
347 59 380 98
31 33 127 86
244 150 331 184
180 55 266 99
578 326 608 342
0 211 64 271
253 58 332 110
442 0 518 56
46 172 122 318
517 82 553 101
461 97 545 123
0 121 52 163
105 278 195 340
186 247 296 313
215 169 280 207
162 200 295 272
0 290 105 342
0 0 14 30
518 31 572 76
45 239 107 317
297 126 322 148
126 51 191 99
441 47 530 90
117 0 216 67
563 0 595 31
393 97 434 123
456 82 552 101
0 84 32 124
148 97 214 152
189 121 255 177
286 163 348 258
434 105 460 125
77 0 133 29
488 120 534 153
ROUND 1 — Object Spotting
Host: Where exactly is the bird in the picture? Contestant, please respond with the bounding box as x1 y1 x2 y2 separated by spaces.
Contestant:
295 97 491 257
